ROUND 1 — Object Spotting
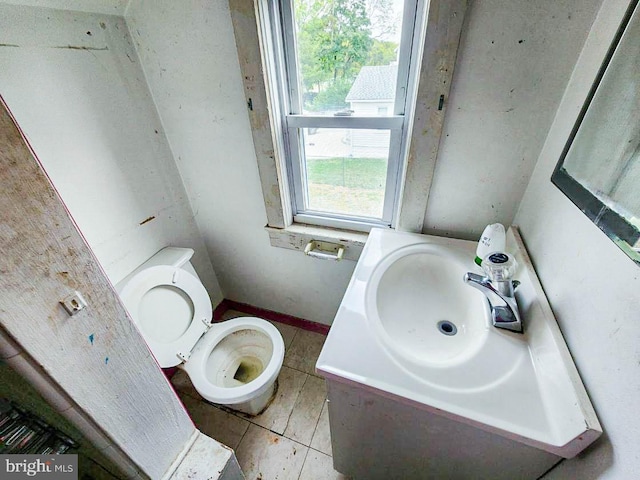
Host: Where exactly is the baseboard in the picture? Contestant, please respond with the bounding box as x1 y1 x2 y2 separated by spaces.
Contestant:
212 299 330 335
212 300 229 322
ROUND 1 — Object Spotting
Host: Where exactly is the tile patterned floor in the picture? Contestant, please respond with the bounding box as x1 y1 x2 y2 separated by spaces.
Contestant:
172 310 348 480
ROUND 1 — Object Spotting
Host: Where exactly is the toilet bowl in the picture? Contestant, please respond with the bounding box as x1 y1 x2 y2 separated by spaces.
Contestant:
116 247 284 415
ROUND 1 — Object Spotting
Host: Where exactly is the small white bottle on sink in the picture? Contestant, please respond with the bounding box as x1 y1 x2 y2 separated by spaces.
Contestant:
475 223 506 266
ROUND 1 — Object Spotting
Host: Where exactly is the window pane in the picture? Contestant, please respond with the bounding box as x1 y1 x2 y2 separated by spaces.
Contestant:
302 127 389 218
293 0 405 116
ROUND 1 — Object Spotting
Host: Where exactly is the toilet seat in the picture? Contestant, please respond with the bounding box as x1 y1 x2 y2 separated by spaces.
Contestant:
183 317 285 405
119 265 213 368
117 247 285 414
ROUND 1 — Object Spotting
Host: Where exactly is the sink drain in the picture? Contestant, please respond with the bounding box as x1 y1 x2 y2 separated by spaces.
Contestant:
437 320 458 336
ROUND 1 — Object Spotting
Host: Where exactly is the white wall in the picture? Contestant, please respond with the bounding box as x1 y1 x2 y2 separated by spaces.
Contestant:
125 0 356 325
515 0 640 478
0 3 222 301
423 0 602 240
0 0 127 15
349 100 392 116
122 0 606 324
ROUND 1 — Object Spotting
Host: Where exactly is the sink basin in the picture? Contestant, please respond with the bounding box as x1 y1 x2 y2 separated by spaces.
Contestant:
364 240 523 392
367 243 488 367
317 227 602 458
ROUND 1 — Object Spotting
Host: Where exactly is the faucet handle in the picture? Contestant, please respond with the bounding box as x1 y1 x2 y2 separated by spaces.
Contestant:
482 252 517 282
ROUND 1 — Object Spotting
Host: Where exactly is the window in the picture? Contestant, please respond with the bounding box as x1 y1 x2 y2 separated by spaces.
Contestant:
260 0 427 231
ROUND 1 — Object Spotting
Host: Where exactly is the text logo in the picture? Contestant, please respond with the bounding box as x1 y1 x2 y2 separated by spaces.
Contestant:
1 455 77 479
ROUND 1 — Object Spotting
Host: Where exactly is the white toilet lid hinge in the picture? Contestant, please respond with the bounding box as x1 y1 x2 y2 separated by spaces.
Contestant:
201 318 212 330
176 351 191 362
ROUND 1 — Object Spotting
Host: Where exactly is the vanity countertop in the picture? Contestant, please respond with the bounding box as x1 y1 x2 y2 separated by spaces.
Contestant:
316 226 602 458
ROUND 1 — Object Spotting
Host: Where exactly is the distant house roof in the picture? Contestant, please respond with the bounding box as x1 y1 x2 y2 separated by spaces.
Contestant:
346 65 398 102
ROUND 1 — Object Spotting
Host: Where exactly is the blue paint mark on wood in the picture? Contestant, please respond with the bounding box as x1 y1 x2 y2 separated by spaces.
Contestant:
105 357 109 365
88 334 95 345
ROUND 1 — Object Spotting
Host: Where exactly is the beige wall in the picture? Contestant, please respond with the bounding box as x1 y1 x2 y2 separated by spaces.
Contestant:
125 0 357 324
125 0 602 323
0 0 604 324
515 0 640 477
422 0 602 240
0 3 223 301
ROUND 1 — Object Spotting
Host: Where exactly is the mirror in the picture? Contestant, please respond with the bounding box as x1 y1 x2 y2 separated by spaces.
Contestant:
552 0 640 264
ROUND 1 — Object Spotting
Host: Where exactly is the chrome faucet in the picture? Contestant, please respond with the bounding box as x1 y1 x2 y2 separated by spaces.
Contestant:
464 253 523 333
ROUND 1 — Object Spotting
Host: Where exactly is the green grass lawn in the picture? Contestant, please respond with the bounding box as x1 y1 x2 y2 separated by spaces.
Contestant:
305 157 388 217
306 157 387 190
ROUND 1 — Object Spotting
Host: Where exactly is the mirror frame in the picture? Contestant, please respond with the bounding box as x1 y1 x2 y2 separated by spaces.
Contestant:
551 0 640 264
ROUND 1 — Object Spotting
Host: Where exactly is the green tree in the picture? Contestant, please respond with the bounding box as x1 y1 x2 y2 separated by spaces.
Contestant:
311 78 352 110
297 17 332 93
296 0 331 92
367 39 397 65
295 0 373 105
315 0 372 82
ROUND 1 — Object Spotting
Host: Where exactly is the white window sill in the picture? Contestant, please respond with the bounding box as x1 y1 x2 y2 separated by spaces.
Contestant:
265 223 370 262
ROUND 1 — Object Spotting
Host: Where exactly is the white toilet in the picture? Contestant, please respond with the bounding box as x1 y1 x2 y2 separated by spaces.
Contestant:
116 247 284 415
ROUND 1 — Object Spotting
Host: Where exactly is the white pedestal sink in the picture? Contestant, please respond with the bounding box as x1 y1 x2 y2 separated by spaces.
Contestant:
316 227 601 479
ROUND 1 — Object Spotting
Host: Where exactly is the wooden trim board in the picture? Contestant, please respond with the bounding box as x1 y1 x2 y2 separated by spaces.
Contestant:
397 0 468 232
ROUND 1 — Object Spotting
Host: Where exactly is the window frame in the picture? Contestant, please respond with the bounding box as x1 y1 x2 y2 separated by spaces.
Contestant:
228 0 467 259
263 0 428 232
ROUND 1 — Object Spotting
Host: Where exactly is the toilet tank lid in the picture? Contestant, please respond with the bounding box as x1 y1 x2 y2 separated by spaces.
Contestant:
115 247 194 292
147 247 194 269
